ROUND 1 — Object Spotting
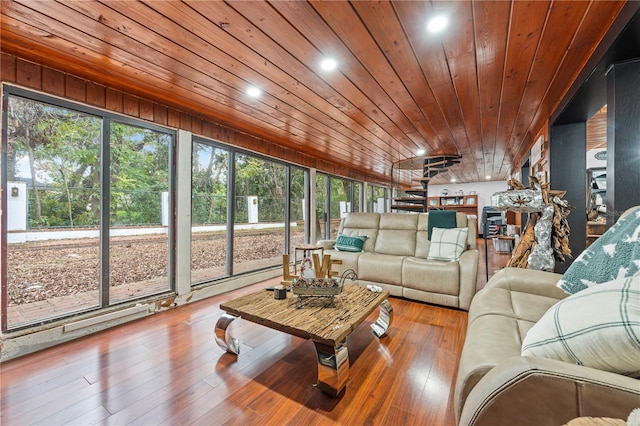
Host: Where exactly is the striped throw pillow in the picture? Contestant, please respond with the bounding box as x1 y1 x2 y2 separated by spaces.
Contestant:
335 234 367 252
427 227 468 261
522 276 640 376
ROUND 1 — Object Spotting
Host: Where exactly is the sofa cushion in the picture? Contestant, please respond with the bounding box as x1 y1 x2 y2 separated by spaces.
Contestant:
357 252 405 286
339 213 380 252
324 249 360 276
402 257 459 295
522 276 640 376
374 213 418 256
467 287 561 326
415 214 432 258
428 227 468 261
455 313 536 418
557 206 640 294
341 212 380 229
414 212 475 258
335 233 367 252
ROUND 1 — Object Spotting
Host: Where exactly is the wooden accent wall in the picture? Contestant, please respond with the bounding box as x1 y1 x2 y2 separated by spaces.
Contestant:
0 53 387 185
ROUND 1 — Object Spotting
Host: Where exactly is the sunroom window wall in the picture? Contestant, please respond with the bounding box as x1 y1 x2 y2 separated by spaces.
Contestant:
1 88 175 331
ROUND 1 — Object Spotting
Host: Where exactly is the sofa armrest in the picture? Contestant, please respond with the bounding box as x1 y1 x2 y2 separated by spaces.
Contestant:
485 267 568 299
316 239 336 250
466 216 477 250
458 249 479 310
459 356 640 426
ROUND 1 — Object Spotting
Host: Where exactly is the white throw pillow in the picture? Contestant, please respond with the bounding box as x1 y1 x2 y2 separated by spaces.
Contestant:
522 276 640 376
427 227 468 261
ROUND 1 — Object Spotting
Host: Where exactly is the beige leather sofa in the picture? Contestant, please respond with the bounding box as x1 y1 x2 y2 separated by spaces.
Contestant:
454 267 640 426
317 212 478 310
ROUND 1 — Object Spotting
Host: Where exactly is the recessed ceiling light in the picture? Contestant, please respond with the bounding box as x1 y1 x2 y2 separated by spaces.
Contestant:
427 15 448 33
416 149 426 156
246 86 261 98
320 58 338 71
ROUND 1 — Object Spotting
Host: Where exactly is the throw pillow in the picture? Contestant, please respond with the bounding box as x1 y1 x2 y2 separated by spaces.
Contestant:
427 210 458 240
522 276 640 376
335 233 367 252
427 227 468 261
557 206 640 294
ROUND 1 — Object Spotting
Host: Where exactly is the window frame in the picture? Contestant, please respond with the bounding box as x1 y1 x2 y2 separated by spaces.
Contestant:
1 85 176 332
190 136 310 286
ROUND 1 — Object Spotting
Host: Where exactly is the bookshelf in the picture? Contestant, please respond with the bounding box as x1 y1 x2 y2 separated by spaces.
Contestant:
427 194 478 216
428 194 478 237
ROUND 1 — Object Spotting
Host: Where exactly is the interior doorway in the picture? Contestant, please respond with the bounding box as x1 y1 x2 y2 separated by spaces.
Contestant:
585 106 607 246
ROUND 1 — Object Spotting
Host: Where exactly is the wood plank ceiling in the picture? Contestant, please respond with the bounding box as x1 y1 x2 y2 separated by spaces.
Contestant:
0 0 625 185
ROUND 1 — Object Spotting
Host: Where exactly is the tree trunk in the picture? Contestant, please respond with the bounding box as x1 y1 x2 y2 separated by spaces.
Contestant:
60 166 74 227
26 127 42 223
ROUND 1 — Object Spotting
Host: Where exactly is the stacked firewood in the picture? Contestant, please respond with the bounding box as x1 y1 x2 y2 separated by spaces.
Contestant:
507 177 574 268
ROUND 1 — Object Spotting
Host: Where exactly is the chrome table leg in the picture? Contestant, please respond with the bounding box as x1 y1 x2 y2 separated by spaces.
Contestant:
313 339 349 397
215 313 240 355
370 299 393 338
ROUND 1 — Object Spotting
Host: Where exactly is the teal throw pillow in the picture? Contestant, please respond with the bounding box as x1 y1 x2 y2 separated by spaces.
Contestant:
557 207 640 294
428 210 457 240
335 234 367 252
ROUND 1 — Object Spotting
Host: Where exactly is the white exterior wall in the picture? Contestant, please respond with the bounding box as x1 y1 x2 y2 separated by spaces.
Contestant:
7 182 27 232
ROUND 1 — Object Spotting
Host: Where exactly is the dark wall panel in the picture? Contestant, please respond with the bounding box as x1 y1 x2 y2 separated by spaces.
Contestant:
549 123 587 273
607 58 640 224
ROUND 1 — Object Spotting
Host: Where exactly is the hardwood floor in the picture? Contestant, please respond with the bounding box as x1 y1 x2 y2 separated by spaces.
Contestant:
0 240 510 426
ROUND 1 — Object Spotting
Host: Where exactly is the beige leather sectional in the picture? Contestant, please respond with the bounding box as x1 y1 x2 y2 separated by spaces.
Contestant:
454 267 640 425
317 212 479 310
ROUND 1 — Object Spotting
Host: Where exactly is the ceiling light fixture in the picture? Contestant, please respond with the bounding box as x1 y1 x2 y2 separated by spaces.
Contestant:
320 58 338 71
416 149 426 156
427 15 448 33
246 86 261 98
485 175 491 180
450 178 457 183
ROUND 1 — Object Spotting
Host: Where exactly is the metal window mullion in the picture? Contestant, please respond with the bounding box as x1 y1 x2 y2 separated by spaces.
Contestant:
226 151 235 276
167 133 177 291
284 166 291 255
304 170 310 243
349 181 355 213
1 91 9 331
100 119 111 307
324 175 330 239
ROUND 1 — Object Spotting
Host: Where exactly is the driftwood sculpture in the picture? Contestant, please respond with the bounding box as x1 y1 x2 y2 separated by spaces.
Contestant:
492 176 573 271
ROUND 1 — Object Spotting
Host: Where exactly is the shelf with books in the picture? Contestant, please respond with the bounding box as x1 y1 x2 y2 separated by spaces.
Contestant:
428 194 478 236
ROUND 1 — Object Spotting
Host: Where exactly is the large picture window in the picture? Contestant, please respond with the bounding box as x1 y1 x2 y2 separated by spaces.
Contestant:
315 173 360 240
191 142 229 284
2 88 174 331
368 184 389 213
233 153 287 274
108 122 172 303
289 167 307 249
4 97 102 328
190 141 309 283
3 87 371 332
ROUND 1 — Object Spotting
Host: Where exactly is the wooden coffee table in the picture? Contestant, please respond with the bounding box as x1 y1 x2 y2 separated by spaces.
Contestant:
214 283 392 396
